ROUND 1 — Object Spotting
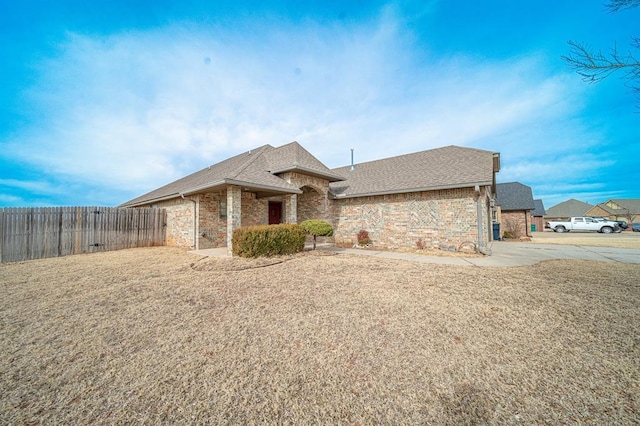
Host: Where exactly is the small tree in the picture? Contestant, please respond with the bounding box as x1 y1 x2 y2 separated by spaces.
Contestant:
299 219 333 249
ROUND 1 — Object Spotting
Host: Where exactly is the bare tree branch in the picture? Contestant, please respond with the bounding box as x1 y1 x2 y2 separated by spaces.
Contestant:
561 40 640 87
605 0 640 13
562 1 640 108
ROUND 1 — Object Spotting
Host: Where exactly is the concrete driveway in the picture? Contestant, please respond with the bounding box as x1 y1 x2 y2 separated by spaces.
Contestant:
326 240 640 267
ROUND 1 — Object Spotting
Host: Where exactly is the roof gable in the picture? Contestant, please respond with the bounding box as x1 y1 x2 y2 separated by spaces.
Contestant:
121 145 300 206
607 199 640 214
495 182 535 211
545 199 594 218
587 203 616 216
329 145 499 198
531 199 546 216
263 142 345 181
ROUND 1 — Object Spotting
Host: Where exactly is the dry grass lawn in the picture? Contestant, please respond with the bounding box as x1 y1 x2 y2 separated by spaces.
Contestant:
530 231 640 249
1 247 639 424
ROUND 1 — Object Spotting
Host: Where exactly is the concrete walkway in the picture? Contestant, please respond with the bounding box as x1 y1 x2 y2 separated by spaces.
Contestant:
190 241 640 267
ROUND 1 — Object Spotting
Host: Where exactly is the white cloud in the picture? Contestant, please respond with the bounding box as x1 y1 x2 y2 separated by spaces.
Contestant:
0 178 64 195
3 9 600 205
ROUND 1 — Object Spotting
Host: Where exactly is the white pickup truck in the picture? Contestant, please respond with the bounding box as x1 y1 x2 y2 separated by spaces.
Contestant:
546 217 621 233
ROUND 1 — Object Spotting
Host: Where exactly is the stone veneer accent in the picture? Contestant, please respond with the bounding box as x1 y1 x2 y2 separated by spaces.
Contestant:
149 197 196 248
227 185 242 253
331 187 491 250
197 191 227 249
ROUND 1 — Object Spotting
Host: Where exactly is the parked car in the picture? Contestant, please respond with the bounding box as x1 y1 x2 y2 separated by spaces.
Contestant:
615 220 629 230
590 217 628 229
546 217 621 233
632 223 640 232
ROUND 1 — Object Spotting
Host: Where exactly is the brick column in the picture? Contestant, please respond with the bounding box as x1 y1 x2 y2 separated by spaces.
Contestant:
286 194 297 223
227 185 241 254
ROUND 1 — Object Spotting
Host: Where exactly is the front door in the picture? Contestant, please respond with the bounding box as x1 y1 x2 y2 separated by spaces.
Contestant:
268 202 282 225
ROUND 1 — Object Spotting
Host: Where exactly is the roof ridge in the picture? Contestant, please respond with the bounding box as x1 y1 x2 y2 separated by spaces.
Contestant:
332 145 483 170
229 145 272 180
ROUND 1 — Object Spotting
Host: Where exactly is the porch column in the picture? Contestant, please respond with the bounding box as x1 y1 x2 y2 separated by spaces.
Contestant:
227 185 242 254
286 194 297 223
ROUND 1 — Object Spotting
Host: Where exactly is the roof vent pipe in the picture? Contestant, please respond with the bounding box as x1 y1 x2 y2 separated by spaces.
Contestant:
350 148 355 171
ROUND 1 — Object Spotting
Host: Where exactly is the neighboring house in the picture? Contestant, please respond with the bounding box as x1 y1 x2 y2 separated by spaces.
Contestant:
530 199 546 232
544 199 594 221
121 142 501 253
586 199 640 224
494 182 535 238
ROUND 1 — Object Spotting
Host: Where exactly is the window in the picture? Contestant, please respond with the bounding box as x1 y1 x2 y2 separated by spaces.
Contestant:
220 199 227 219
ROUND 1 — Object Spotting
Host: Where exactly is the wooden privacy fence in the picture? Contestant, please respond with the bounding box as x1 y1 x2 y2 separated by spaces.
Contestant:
0 207 166 263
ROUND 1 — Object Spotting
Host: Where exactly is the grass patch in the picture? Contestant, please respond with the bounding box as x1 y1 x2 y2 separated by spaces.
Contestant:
1 247 639 424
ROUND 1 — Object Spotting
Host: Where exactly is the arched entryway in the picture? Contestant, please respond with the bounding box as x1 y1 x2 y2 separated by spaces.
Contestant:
297 185 327 222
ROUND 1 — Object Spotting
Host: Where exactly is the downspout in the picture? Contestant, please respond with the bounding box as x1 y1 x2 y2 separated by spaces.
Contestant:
180 193 198 249
475 185 492 256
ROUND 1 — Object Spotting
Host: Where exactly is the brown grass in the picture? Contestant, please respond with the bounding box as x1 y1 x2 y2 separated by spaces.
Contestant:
1 247 639 424
531 231 640 249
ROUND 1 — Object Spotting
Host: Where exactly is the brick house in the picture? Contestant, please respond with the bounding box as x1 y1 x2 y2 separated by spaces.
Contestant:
530 199 546 233
121 142 500 253
494 182 535 238
544 199 594 221
586 199 640 225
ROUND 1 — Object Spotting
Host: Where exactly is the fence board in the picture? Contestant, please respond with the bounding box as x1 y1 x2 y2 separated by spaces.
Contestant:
0 207 166 263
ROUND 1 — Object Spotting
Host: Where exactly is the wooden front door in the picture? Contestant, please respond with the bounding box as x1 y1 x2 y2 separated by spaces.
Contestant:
268 202 282 225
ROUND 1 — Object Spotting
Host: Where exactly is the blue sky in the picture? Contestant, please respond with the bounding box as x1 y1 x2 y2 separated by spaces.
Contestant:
1 0 638 209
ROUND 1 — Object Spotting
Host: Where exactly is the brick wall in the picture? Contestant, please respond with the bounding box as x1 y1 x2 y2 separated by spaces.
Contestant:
332 187 486 250
500 211 529 238
530 214 544 233
298 186 327 222
242 192 268 226
148 179 493 251
280 172 331 223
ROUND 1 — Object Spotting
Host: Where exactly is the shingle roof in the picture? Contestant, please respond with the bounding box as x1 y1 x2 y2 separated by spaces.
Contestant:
263 142 345 181
329 145 499 198
121 142 343 207
495 182 535 211
608 199 640 214
121 143 500 206
531 199 546 216
545 199 594 218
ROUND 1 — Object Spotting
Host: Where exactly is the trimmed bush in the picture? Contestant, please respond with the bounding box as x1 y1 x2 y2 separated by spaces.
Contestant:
232 224 305 258
357 229 371 246
299 219 333 249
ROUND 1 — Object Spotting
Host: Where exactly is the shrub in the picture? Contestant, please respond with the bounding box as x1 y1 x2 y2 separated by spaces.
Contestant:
502 217 522 239
232 224 305 258
357 229 371 246
299 219 333 249
416 238 426 250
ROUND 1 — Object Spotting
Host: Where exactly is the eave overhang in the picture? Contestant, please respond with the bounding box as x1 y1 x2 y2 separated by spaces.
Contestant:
330 181 494 200
120 179 302 207
270 166 346 182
